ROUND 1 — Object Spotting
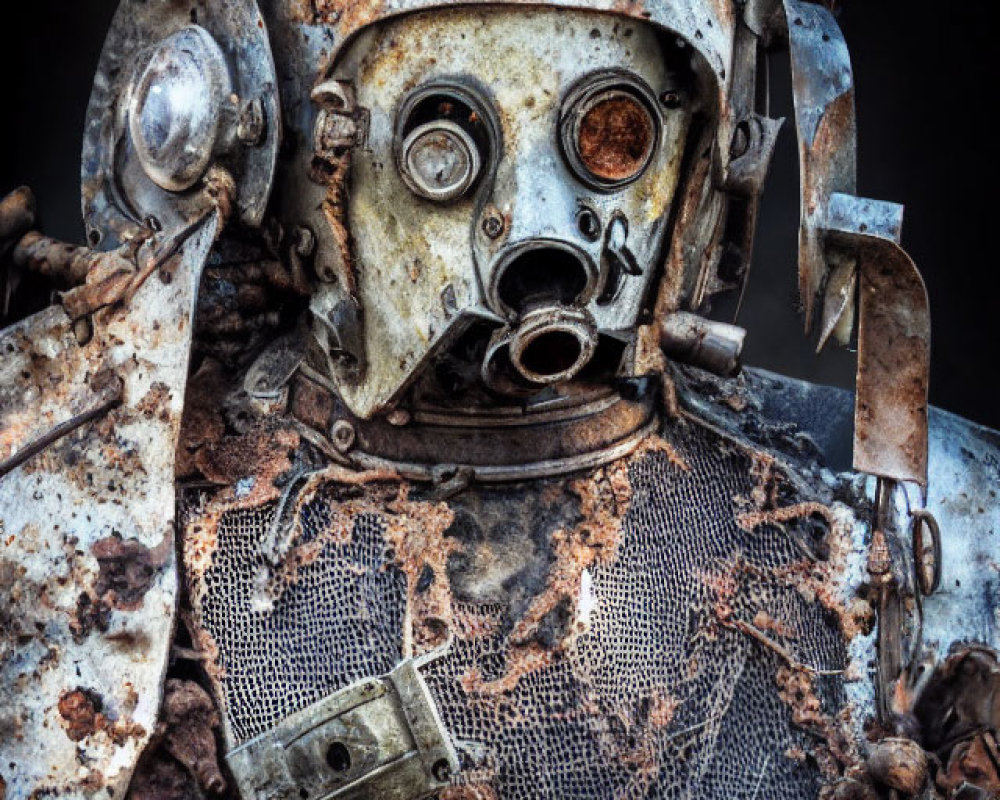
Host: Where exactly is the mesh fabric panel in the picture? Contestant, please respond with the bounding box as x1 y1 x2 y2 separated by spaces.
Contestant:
183 419 853 798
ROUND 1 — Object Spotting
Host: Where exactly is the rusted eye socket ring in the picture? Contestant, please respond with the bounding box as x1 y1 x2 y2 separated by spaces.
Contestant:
400 120 482 202
394 82 495 203
560 75 659 192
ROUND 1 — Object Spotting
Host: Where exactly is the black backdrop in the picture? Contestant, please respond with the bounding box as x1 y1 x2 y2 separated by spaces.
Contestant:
2 2 996 429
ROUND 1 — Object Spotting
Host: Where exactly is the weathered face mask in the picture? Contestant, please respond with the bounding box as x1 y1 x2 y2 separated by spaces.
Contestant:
312 8 696 416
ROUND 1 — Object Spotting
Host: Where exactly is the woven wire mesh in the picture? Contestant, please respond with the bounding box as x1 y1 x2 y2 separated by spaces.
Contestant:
183 420 850 798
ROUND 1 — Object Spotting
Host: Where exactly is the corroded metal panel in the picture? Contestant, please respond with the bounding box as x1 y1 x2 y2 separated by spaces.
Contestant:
0 217 218 799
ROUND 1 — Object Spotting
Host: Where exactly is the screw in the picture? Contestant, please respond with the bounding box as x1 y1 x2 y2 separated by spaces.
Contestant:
330 419 356 453
660 89 684 109
577 208 601 241
481 211 504 240
237 97 266 146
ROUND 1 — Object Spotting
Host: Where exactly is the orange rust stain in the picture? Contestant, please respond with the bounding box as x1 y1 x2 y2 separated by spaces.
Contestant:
384 484 459 653
194 425 300 506
775 666 857 780
736 501 834 534
647 688 679 729
461 642 558 697
135 381 172 421
628 434 689 472
183 610 226 683
57 688 146 745
752 610 799 640
183 508 223 584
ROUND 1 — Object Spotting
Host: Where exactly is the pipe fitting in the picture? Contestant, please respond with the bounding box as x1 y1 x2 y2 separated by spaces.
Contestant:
508 306 597 385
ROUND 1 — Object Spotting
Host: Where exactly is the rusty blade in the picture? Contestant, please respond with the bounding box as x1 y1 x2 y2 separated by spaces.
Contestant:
854 246 930 485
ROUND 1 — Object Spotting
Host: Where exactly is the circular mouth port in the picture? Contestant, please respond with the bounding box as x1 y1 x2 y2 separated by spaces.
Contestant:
509 307 597 385
493 244 592 315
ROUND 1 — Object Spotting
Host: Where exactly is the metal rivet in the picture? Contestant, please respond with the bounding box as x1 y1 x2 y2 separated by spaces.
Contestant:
330 420 356 453
238 97 266 146
386 408 411 427
482 211 504 240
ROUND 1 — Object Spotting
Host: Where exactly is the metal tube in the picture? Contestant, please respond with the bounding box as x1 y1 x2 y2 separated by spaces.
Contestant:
658 311 746 376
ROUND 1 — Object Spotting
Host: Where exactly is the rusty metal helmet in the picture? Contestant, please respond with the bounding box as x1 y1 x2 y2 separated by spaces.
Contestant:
77 0 928 488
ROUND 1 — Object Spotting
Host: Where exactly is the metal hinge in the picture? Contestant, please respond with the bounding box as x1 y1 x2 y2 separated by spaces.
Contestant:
227 652 459 800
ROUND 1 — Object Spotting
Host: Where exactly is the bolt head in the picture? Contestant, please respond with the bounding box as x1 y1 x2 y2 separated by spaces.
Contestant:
330 419 356 453
482 213 504 240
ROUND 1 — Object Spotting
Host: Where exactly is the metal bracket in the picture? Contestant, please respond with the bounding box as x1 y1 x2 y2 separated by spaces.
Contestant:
823 192 930 487
227 654 460 800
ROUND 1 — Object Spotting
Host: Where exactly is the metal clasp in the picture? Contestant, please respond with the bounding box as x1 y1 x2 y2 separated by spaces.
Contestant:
227 652 459 800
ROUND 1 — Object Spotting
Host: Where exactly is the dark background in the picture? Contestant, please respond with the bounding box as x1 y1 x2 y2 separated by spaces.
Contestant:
2 2 997 429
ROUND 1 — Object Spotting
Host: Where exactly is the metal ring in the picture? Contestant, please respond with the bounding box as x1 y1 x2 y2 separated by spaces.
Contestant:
910 509 942 596
399 120 481 202
558 70 661 192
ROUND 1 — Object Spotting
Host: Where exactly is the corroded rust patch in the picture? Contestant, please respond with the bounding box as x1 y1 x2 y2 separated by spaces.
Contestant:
92 534 171 610
577 94 654 182
775 666 857 780
58 688 104 742
194 425 300 503
57 688 146 745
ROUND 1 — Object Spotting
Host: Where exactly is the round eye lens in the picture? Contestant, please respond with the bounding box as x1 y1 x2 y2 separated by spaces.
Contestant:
401 120 481 202
575 91 655 184
129 25 231 192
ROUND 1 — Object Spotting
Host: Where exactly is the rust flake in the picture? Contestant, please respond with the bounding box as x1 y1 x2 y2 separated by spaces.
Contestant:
91 533 171 610
193 424 300 504
135 381 172 422
775 666 858 780
384 483 459 653
57 687 146 745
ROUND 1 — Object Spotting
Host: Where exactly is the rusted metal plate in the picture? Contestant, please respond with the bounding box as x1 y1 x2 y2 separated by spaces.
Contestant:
0 307 120 477
0 216 218 799
783 0 857 331
824 193 930 486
